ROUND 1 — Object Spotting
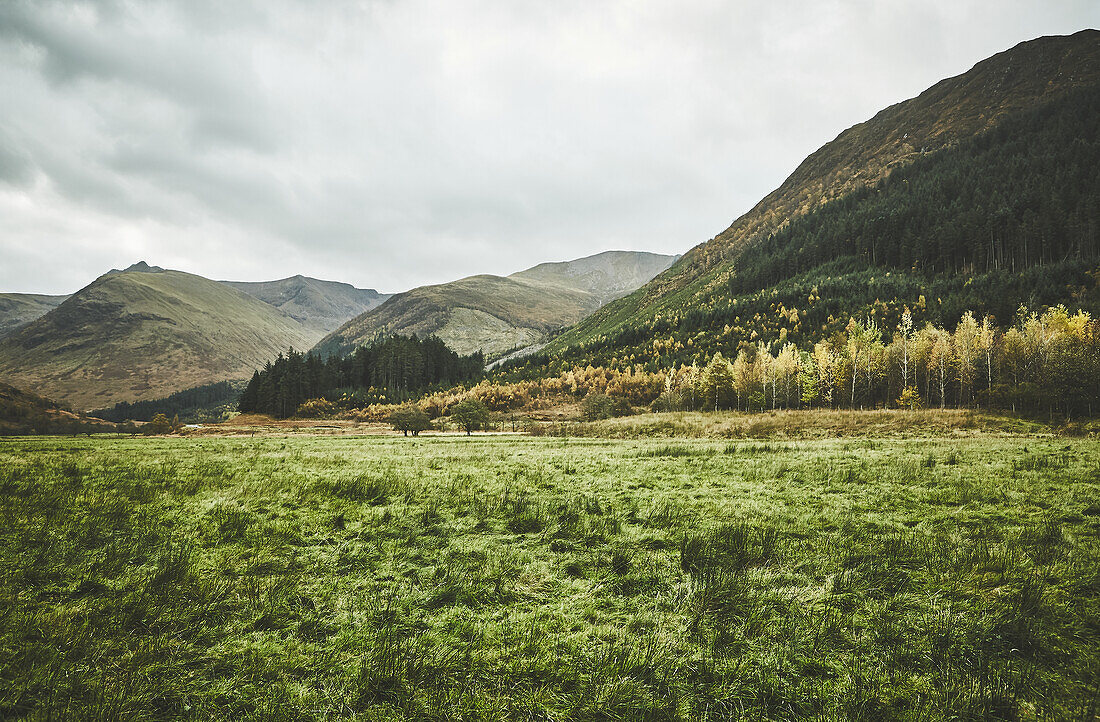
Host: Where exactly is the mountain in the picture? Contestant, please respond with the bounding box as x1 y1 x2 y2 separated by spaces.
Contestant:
0 268 322 411
222 275 389 333
509 251 682 306
3 262 386 338
532 31 1100 368
314 250 678 360
0 293 70 339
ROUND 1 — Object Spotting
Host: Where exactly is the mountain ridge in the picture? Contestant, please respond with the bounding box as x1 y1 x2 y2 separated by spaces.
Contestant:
221 275 390 333
1 264 389 339
0 293 70 339
314 250 678 360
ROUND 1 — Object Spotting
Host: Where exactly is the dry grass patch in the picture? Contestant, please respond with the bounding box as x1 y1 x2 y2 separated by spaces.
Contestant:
567 408 1053 439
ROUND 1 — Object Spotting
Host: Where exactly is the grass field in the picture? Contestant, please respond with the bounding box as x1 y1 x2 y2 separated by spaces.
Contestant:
2 433 1099 720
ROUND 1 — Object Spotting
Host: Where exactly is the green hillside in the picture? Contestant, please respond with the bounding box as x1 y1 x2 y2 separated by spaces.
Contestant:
0 381 119 435
222 275 389 333
0 292 69 339
2 266 385 344
0 269 322 411
529 31 1100 370
315 251 677 360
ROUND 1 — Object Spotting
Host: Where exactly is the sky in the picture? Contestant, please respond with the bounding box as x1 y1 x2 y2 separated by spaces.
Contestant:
0 1 1096 294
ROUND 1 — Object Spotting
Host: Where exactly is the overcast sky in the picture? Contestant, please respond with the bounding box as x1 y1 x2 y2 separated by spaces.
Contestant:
1 1 1096 294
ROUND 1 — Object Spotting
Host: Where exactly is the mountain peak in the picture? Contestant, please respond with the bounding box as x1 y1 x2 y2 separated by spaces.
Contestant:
108 261 166 275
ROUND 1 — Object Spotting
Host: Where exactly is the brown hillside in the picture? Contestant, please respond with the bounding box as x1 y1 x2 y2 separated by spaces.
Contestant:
315 251 677 359
0 269 321 410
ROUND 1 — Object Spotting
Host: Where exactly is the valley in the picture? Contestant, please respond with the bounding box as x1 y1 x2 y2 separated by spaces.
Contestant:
0 27 1098 722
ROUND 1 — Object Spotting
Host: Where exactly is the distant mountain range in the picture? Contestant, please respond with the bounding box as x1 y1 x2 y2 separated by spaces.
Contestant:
0 251 673 409
314 251 678 360
222 276 389 333
1 261 388 340
4 31 1096 412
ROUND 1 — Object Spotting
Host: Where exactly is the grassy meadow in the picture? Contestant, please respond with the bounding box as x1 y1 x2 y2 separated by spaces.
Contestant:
1 431 1099 720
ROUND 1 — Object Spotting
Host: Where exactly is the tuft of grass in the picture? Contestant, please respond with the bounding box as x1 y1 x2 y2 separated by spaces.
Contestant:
634 444 715 458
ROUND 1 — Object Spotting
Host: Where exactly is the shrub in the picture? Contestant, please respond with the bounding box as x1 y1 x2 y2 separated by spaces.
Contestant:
296 398 337 418
143 413 173 435
897 386 922 410
651 390 682 413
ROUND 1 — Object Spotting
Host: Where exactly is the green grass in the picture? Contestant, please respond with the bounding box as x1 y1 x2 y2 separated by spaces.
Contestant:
1 434 1099 720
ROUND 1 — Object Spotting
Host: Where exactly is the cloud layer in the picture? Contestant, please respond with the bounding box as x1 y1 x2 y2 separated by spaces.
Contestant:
1 0 1096 293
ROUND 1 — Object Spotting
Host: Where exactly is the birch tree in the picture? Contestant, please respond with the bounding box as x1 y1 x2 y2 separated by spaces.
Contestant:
953 311 981 406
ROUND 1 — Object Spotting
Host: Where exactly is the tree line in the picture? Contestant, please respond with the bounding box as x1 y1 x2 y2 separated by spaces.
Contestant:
653 306 1100 417
237 335 484 418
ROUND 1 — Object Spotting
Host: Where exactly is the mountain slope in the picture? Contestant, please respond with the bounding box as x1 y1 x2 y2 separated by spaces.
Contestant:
509 251 680 305
222 275 389 333
0 269 321 410
537 31 1100 365
3 262 387 339
0 293 70 339
314 251 678 359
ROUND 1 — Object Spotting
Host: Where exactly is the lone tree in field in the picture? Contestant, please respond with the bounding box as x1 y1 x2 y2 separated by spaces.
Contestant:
387 405 431 436
143 413 173 435
450 399 490 435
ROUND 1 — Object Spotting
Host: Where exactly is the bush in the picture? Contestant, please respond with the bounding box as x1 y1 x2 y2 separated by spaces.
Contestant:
296 398 338 418
651 390 682 413
896 386 922 410
143 413 173 435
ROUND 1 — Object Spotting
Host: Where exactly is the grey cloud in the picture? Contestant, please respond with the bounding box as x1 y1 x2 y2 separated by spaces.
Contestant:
0 1 281 153
0 130 36 186
0 0 1096 295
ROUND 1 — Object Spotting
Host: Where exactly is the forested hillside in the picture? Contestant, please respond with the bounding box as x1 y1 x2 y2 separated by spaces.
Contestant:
524 32 1099 373
0 382 117 435
93 380 245 424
